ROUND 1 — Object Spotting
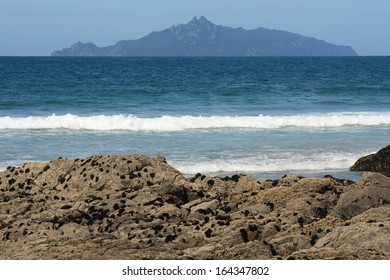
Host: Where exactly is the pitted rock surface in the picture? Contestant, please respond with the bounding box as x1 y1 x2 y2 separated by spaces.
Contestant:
1 155 389 259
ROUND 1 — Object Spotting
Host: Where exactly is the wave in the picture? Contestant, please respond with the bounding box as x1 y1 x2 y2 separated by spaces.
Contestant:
1 112 390 131
172 154 357 175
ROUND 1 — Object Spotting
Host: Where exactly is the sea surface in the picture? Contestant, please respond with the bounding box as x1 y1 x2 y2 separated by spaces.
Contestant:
1 57 390 181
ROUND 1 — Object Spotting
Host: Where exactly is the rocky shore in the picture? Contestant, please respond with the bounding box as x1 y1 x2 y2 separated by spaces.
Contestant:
350 145 390 177
1 152 389 260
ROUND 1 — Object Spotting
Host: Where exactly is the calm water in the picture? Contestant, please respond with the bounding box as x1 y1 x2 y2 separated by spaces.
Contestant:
1 57 390 180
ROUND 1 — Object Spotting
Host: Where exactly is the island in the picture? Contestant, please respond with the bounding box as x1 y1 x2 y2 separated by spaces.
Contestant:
52 16 357 57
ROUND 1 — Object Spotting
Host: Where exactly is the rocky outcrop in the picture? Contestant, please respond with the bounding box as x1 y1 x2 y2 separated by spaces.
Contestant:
1 155 389 259
350 145 390 177
332 172 390 219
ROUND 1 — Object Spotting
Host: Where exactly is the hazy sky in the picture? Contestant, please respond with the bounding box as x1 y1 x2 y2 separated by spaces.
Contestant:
1 0 389 56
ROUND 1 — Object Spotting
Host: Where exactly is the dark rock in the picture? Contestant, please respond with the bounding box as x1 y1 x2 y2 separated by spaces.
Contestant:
204 229 212 238
231 175 240 182
152 225 164 231
315 207 328 218
240 228 249 243
248 224 258 232
164 235 176 243
298 217 305 227
8 178 16 185
324 175 355 185
266 201 275 211
350 145 390 177
207 179 215 187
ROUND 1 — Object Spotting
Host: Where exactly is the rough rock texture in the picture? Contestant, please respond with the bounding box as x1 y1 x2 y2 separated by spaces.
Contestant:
1 155 389 260
350 145 390 177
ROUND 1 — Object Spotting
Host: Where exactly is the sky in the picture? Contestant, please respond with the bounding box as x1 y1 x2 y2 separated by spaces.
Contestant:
0 0 389 56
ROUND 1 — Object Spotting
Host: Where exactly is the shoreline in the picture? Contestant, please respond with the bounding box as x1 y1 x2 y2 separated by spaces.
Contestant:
0 159 363 182
182 169 363 182
1 154 389 259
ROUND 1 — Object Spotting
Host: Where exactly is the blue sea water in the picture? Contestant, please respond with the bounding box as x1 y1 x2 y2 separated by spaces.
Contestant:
1 57 390 180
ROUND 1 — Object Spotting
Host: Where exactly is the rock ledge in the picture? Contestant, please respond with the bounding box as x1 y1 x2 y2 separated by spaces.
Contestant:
1 154 389 260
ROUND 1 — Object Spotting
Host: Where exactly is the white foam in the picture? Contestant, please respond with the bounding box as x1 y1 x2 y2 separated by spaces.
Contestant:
1 112 390 131
171 153 357 175
0 159 35 171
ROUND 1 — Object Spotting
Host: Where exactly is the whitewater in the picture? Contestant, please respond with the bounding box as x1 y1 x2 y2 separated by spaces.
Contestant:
1 112 390 131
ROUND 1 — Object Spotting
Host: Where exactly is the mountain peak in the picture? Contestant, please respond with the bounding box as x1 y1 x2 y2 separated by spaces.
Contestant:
188 16 214 26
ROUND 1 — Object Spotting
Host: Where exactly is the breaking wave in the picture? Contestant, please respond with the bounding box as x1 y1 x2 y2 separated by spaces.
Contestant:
1 112 390 131
172 153 358 175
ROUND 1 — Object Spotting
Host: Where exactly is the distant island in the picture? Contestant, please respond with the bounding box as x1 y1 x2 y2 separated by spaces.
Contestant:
52 16 357 57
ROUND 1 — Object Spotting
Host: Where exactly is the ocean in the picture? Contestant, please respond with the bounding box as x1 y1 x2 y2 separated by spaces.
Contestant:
1 57 390 181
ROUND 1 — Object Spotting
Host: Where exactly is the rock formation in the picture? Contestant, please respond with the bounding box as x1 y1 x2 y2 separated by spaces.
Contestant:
1 154 389 259
350 145 390 177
